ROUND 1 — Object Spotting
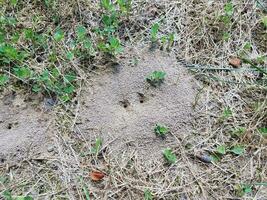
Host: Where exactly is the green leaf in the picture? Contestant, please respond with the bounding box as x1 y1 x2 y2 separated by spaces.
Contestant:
10 0 18 6
224 2 234 16
243 42 252 51
144 189 153 200
223 32 231 41
11 33 20 43
91 138 102 155
254 182 267 186
76 25 87 40
163 148 177 164
64 73 76 83
242 184 252 194
2 190 12 200
151 23 159 42
66 51 74 60
0 31 5 43
63 85 75 94
14 66 32 79
15 196 34 200
230 145 245 156
32 84 42 93
101 0 114 11
117 0 131 12
1 45 20 62
51 67 60 78
258 127 267 137
109 37 123 54
216 145 226 155
222 107 232 119
210 154 221 163
0 74 9 86
83 186 90 200
59 94 70 102
262 16 267 28
154 124 169 137
39 69 50 82
82 38 92 50
24 28 35 40
168 33 175 47
146 71 166 87
54 29 64 42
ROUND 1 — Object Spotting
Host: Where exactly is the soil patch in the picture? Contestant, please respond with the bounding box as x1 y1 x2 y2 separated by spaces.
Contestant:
78 48 200 165
0 91 51 162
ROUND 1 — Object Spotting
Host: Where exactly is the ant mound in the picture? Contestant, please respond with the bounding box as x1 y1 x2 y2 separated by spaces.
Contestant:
0 92 50 162
78 48 200 166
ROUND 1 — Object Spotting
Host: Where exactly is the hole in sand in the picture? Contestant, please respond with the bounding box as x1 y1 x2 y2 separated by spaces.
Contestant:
119 99 130 108
78 49 199 166
137 92 146 103
7 123 13 130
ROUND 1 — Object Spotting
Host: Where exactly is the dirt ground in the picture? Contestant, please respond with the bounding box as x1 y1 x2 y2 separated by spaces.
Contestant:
77 48 200 165
0 1 266 200
0 91 51 162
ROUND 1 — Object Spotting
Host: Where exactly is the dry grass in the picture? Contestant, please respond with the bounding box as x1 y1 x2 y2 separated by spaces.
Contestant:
0 0 266 199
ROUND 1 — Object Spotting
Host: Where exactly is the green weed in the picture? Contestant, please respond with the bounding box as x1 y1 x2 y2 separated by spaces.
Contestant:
151 23 159 42
258 127 267 137
91 138 103 156
117 0 132 13
163 148 177 164
231 127 246 138
1 190 33 200
146 70 166 87
224 2 234 16
216 145 226 155
261 16 267 28
144 189 153 200
154 124 169 138
234 184 252 197
0 74 9 86
98 37 123 55
230 145 245 156
220 107 232 121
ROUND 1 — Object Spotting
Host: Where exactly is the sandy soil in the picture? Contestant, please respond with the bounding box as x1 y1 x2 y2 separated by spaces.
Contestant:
77 48 200 166
0 91 51 162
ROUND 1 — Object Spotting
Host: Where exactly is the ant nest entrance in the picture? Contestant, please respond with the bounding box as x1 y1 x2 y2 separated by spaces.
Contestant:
78 48 200 166
119 99 130 108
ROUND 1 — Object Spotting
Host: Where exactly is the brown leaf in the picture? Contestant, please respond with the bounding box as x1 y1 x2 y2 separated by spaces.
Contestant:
229 57 241 68
90 171 105 181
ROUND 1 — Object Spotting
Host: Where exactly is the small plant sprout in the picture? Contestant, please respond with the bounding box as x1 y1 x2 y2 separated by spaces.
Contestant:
231 127 246 138
53 28 64 42
151 23 159 42
261 16 267 28
91 138 103 156
144 189 153 200
154 124 169 138
146 70 166 87
230 145 245 156
163 148 177 164
224 2 234 16
216 145 226 155
258 127 267 137
0 74 9 86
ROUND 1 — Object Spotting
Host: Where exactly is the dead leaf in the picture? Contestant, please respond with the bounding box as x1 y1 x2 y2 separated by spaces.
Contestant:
90 171 105 181
229 57 241 68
